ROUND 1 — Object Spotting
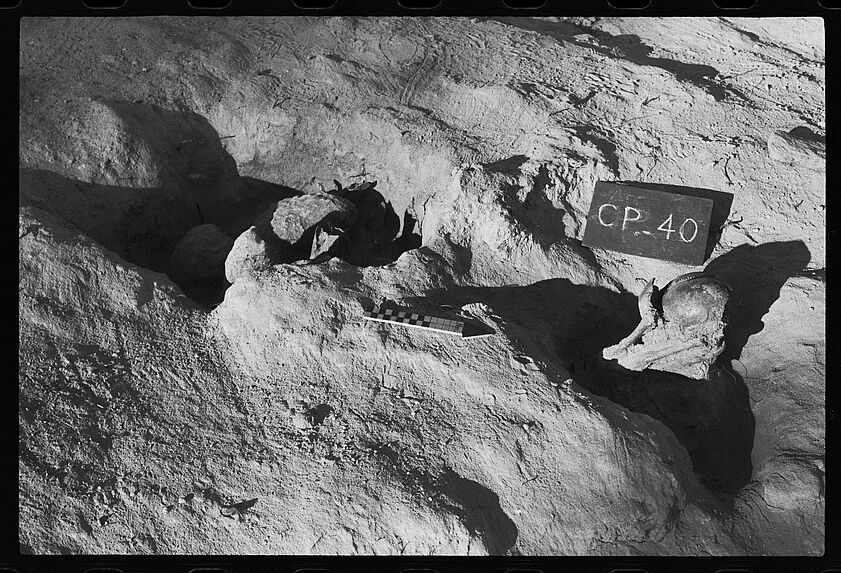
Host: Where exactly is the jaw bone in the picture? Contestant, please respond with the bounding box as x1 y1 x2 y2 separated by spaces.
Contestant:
602 272 732 380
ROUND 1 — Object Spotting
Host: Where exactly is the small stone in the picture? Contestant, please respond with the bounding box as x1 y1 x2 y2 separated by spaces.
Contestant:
169 224 233 284
220 506 238 517
224 226 279 283
254 193 356 248
767 126 825 170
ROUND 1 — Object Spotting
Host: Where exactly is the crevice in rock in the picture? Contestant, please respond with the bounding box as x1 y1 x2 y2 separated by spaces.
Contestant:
19 100 424 310
571 240 812 501
405 267 760 501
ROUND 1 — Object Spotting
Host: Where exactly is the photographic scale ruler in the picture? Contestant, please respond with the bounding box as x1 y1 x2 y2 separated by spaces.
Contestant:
362 304 465 335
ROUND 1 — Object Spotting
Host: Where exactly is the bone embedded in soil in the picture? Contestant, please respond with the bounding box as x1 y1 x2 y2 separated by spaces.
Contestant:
602 272 731 380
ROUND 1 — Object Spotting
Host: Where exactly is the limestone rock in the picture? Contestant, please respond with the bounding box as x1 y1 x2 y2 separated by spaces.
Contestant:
18 15 826 557
254 193 357 249
767 126 825 170
226 194 356 281
225 226 277 283
168 224 233 284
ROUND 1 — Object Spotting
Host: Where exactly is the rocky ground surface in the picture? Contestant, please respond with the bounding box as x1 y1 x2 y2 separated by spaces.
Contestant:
18 16 824 555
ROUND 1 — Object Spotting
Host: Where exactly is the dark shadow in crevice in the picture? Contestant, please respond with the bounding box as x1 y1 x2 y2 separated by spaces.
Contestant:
304 403 334 427
571 358 755 500
787 125 826 146
481 154 530 176
404 278 640 380
327 182 423 267
401 242 811 500
19 167 297 309
462 319 496 339
704 240 812 361
175 277 231 309
517 165 569 245
19 100 423 310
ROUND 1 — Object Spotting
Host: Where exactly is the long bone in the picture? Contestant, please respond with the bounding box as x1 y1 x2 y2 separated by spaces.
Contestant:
612 337 705 371
603 278 660 358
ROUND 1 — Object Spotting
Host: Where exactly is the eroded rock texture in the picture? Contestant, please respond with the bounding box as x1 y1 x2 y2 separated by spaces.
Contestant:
225 226 277 283
18 16 824 556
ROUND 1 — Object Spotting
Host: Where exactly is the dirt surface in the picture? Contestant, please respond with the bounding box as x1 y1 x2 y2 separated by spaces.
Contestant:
18 17 824 555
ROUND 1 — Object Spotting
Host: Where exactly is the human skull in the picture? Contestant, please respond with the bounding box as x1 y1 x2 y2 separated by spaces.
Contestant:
602 272 731 380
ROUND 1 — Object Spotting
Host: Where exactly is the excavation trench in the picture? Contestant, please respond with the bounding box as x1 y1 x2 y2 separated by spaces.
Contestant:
19 101 426 308
549 277 757 500
565 238 812 504
20 99 759 503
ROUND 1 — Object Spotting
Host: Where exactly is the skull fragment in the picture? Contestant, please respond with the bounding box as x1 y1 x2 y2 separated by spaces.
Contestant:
602 272 731 380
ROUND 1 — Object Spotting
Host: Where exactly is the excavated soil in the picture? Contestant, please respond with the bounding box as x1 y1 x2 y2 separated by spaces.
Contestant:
19 16 824 555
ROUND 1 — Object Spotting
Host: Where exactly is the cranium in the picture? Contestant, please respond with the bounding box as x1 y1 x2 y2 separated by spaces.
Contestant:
602 272 731 380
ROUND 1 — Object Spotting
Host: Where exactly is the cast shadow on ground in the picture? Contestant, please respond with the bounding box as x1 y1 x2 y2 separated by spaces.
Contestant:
420 276 752 497
434 468 519 555
19 100 422 308
373 443 518 555
704 240 812 361
408 239 810 499
327 182 424 268
19 99 300 280
19 168 298 276
490 18 752 104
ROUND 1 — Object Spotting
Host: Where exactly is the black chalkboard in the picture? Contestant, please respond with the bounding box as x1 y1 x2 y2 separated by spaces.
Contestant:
582 181 716 265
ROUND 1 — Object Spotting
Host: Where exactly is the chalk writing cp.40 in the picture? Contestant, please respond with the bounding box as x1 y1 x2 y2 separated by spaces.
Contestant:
596 203 699 243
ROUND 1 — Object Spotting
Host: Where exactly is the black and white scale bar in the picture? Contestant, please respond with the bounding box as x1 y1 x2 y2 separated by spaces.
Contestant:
363 305 464 335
